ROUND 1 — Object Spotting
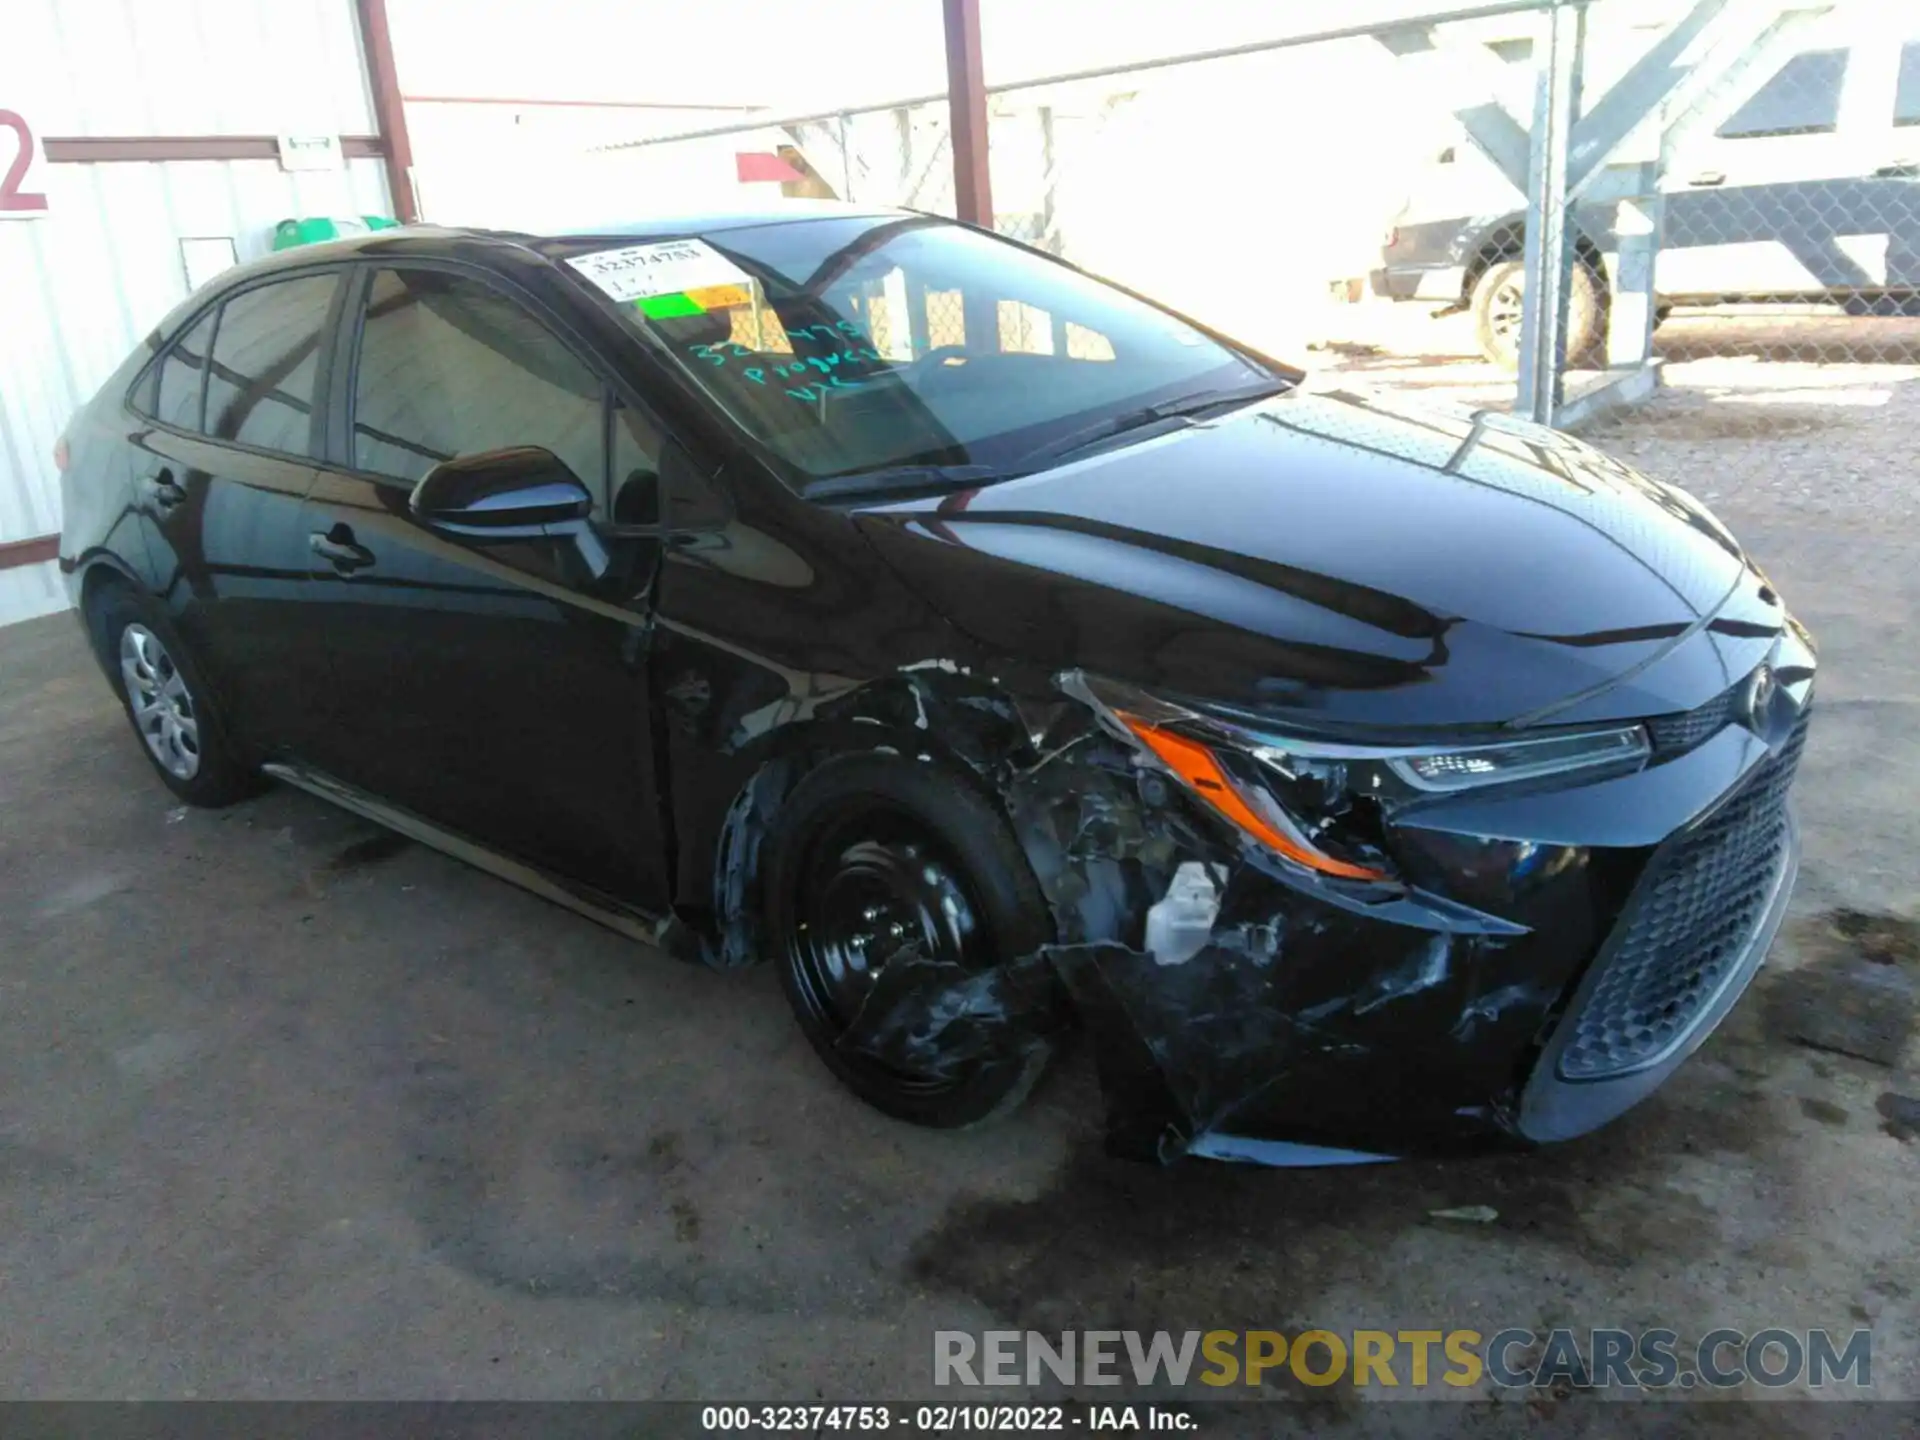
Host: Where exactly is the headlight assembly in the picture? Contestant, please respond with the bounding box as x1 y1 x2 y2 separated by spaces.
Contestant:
1062 672 1650 884
1383 728 1650 792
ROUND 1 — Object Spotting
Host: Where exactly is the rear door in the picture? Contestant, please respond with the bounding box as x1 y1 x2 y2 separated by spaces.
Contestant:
133 269 346 754
295 261 674 909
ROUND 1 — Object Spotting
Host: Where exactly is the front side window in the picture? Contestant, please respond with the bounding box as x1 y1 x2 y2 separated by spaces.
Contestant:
351 268 608 491
564 216 1277 495
1716 48 1846 139
153 310 215 432
205 273 340 457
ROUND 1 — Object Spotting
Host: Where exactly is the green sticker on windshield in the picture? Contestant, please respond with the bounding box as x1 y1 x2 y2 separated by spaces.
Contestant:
636 292 704 319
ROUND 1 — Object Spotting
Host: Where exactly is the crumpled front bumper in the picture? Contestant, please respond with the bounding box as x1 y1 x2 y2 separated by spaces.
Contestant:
828 660 1812 1166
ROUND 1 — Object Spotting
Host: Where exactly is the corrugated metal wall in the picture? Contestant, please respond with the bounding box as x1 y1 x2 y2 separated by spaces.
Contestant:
0 0 387 626
11 0 375 138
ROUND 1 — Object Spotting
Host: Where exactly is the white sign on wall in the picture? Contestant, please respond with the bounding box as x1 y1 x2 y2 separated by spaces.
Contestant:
0 109 49 218
277 134 343 172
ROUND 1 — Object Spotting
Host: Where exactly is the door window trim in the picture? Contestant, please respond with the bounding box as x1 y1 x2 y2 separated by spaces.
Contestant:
129 301 216 436
328 252 738 536
332 257 644 513
127 262 353 464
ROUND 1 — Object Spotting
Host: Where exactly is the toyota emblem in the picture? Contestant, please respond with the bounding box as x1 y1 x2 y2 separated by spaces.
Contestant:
1743 664 1776 727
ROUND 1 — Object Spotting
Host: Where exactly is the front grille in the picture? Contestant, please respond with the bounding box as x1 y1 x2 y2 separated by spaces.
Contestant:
1646 683 1741 756
1557 712 1807 1080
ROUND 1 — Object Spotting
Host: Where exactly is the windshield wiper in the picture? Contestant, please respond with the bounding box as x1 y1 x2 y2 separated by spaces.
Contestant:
1017 377 1295 471
805 463 1008 503
800 377 1293 503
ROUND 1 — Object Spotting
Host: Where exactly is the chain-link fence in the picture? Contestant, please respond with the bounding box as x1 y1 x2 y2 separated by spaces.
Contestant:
558 0 1920 433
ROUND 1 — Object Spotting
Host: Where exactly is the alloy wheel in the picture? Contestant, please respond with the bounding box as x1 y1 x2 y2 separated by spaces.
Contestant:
119 623 201 780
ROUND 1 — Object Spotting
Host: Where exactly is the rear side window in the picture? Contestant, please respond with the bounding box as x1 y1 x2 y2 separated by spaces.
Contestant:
1896 42 1920 127
153 310 215 431
350 267 607 489
204 273 339 457
1716 48 1845 139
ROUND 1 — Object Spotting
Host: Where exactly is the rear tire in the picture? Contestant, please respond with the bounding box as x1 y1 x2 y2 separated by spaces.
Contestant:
763 752 1056 1129
94 586 262 808
1471 257 1606 370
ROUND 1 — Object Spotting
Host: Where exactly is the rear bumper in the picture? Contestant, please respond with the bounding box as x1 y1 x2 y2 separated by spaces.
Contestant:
1371 263 1467 303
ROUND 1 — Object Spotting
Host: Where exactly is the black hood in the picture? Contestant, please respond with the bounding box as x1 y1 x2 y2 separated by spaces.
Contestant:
852 383 1787 732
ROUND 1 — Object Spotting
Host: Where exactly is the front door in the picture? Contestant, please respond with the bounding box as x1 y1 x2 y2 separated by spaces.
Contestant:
296 263 672 911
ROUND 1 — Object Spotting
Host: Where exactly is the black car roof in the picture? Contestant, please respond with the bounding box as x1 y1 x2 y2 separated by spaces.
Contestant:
541 199 903 240
223 200 907 279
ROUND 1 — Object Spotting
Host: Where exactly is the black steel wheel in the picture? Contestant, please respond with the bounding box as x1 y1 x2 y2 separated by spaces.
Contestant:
764 752 1055 1128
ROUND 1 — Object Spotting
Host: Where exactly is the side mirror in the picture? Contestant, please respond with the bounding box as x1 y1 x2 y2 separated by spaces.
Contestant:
411 446 593 537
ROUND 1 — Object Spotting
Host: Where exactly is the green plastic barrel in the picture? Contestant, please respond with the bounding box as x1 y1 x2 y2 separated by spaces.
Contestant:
271 215 400 251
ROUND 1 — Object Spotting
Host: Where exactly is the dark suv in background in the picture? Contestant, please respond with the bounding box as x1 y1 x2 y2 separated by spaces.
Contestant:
1374 25 1920 365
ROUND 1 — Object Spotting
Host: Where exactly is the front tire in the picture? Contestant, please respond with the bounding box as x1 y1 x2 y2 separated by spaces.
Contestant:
1471 256 1606 370
96 587 261 808
763 752 1056 1128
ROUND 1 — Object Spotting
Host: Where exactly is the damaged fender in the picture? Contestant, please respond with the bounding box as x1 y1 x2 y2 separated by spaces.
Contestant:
784 683 1573 1166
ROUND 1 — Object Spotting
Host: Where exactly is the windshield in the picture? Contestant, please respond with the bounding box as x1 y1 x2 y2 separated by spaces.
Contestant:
561 215 1281 496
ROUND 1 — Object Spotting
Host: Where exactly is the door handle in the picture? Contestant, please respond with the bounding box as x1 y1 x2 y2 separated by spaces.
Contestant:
143 469 186 511
1875 161 1919 178
309 523 375 573
1688 170 1726 187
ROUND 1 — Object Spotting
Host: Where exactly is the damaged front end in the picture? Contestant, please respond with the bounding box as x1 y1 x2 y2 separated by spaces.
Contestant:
792 653 1810 1166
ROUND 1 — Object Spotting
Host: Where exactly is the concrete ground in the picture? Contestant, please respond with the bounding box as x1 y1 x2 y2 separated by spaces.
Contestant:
2 314 1916 1423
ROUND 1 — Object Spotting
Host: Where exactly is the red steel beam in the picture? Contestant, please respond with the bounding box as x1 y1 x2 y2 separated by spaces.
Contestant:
354 0 419 223
0 535 59 572
44 135 384 163
942 0 993 226
403 94 766 112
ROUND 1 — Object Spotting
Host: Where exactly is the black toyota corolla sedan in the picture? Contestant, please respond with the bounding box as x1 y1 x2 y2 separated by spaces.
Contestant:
57 202 1814 1165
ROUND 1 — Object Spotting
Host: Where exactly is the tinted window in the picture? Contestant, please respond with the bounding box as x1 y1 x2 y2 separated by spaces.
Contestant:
351 268 606 488
154 311 215 431
205 274 339 456
610 403 666 526
1717 49 1845 139
1896 42 1920 126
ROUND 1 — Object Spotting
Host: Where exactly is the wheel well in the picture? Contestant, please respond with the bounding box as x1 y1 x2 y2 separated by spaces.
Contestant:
77 563 134 670
1462 222 1608 303
701 678 1040 969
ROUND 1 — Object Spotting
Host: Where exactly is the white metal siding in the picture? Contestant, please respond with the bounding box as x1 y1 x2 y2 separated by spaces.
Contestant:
0 157 390 623
0 0 386 625
10 0 375 138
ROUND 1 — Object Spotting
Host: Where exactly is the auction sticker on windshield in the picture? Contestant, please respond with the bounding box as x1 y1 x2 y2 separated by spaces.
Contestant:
568 239 754 312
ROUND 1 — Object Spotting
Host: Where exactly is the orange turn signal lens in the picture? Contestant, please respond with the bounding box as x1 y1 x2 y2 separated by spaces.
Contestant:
1117 713 1388 882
